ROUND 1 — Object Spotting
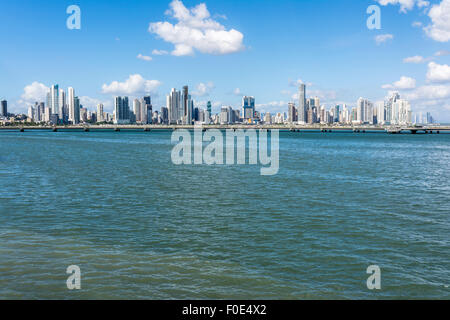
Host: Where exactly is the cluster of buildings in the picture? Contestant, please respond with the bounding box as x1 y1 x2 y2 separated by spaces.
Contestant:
24 85 115 125
114 86 258 125
0 82 437 127
287 84 416 126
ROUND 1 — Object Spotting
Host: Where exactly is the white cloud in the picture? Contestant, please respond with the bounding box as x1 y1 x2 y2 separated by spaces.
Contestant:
20 82 49 104
424 0 450 42
375 34 394 45
152 49 169 55
403 84 450 100
382 76 417 90
137 54 153 61
426 61 450 82
101 74 161 95
149 0 245 56
403 55 427 63
192 82 215 96
377 0 429 13
435 50 450 56
79 96 113 111
412 21 423 27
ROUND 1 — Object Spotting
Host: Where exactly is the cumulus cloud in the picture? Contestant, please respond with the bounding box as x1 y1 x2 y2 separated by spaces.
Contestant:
377 0 429 13
382 76 417 90
426 61 450 82
424 0 450 42
403 84 450 101
79 96 113 110
137 54 153 61
375 34 394 45
149 0 245 56
101 74 161 95
20 82 49 104
192 82 215 96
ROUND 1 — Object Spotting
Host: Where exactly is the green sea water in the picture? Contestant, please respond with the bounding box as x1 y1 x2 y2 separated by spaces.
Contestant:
0 130 449 299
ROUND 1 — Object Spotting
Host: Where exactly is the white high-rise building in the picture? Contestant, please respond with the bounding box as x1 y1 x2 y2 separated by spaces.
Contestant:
44 107 51 122
342 104 350 124
47 85 60 116
375 101 385 125
357 98 373 124
274 112 284 124
385 92 400 124
28 105 35 120
68 87 79 124
392 99 412 125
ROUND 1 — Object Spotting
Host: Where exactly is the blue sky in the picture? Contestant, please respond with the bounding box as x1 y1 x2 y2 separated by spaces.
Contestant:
1 0 450 120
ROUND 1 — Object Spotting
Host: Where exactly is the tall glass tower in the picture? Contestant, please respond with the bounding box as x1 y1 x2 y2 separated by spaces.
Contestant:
298 84 306 123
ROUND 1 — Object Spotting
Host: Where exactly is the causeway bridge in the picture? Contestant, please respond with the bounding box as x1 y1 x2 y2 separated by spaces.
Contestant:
1 124 449 134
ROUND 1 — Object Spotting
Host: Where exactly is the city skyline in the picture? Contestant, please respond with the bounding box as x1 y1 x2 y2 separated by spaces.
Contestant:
4 80 436 127
1 0 450 121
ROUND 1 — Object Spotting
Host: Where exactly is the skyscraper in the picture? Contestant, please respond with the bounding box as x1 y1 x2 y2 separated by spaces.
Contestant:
160 107 169 124
167 88 181 124
59 88 66 123
357 98 365 124
73 97 80 124
114 96 130 124
142 96 152 124
288 103 296 123
242 96 255 120
97 104 104 122
133 99 141 123
0 100 7 117
375 101 385 125
385 92 400 124
207 101 212 115
392 99 411 125
68 87 76 124
182 86 193 125
298 84 306 124
47 85 60 117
